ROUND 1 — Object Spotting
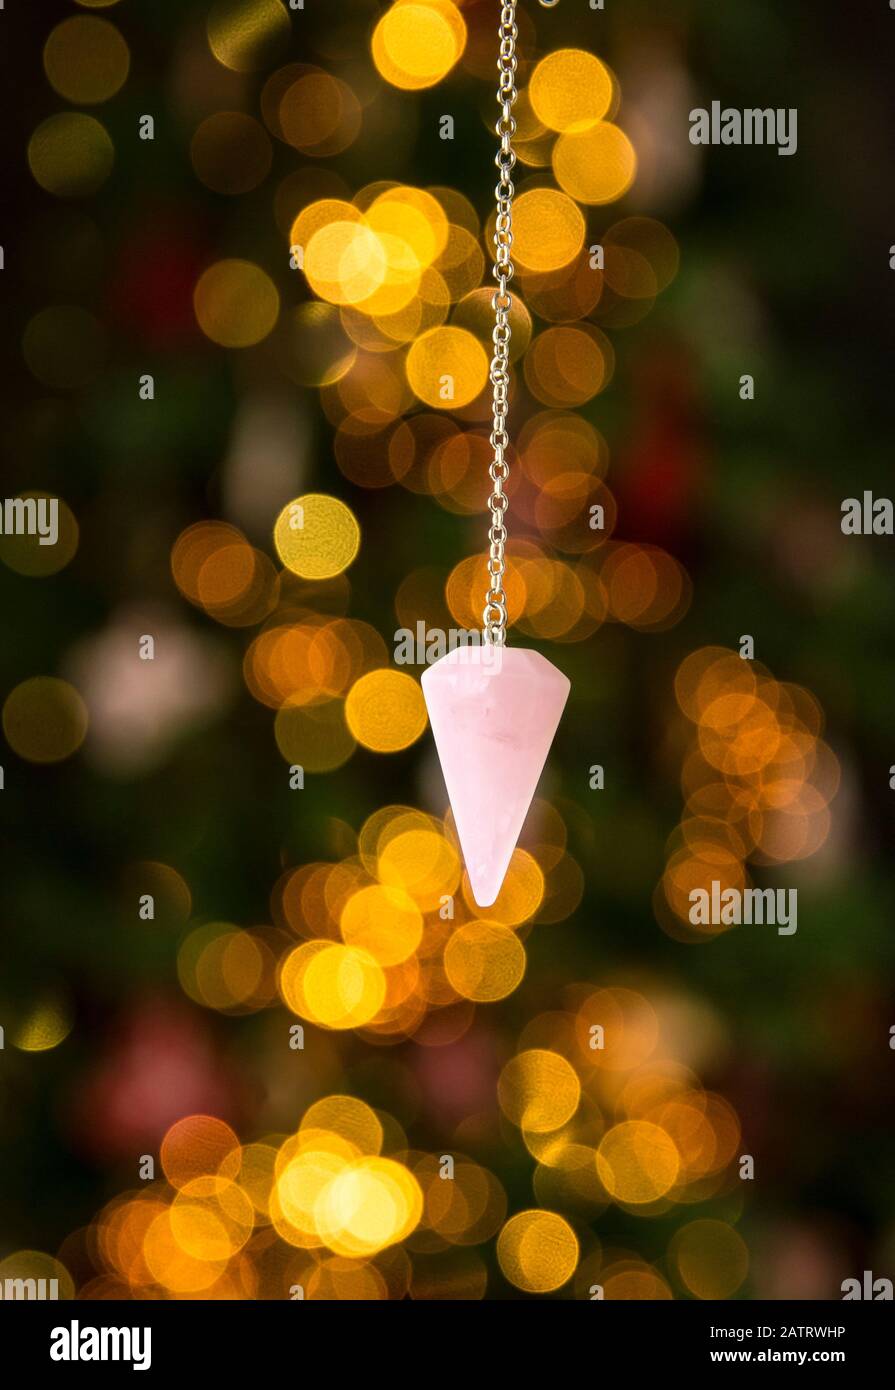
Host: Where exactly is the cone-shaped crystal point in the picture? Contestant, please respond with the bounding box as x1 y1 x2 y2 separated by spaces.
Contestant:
421 644 570 907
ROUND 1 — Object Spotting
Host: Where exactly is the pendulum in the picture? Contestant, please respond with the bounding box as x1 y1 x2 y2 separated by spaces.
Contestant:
422 1 570 908
422 642 570 908
422 4 570 908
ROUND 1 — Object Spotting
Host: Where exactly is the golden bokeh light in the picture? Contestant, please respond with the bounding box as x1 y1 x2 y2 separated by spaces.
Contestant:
512 187 585 272
498 1050 581 1133
429 184 479 236
553 122 637 204
274 697 357 773
43 17 130 104
274 494 360 579
245 616 388 711
377 821 462 913
161 1116 241 1191
345 669 428 752
445 551 527 632
497 1210 579 1293
300 1096 383 1156
279 72 362 157
520 249 604 323
143 1208 226 1293
193 259 280 347
575 987 660 1071
172 521 249 607
304 221 388 307
601 1262 673 1300
314 1156 424 1257
304 1259 390 1300
662 647 839 934
28 113 114 197
340 884 423 964
13 998 74 1052
604 216 680 298
3 677 88 764
178 922 275 1014
405 326 489 408
529 48 613 132
333 346 415 422
434 225 486 302
207 0 291 73
371 1 467 91
443 920 526 1002
596 1121 680 1204
367 186 450 268
290 197 362 254
170 1176 255 1262
273 1141 351 1242
417 1155 507 1246
603 543 690 631
0 1252 75 1301
524 324 612 407
279 940 387 1029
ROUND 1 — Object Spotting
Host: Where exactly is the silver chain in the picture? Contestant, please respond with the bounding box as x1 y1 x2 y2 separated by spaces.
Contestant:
482 2 518 647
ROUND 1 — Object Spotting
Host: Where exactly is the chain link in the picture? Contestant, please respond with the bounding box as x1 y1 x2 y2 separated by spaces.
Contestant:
482 2 518 647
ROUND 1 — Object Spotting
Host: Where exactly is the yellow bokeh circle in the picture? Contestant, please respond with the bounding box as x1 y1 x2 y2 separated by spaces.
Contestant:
405 326 489 407
274 698 356 774
497 1210 579 1293
194 259 279 347
170 1176 255 1262
512 187 585 272
443 920 526 1002
377 825 461 913
290 198 362 256
596 1121 680 1204
273 494 360 579
553 122 637 205
367 186 449 268
28 114 114 197
304 221 388 307
0 1252 75 1301
498 1049 581 1133
300 1096 383 1155
280 940 386 1029
371 2 466 91
340 884 423 964
345 670 428 753
43 17 130 105
14 999 74 1052
529 48 613 132
207 0 291 73
316 1156 423 1257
